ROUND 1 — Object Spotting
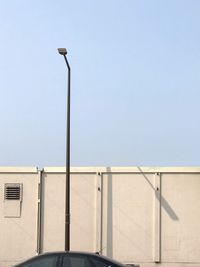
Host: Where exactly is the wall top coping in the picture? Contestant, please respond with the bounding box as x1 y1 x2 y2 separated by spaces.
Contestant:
0 167 38 173
1 166 200 174
43 166 200 174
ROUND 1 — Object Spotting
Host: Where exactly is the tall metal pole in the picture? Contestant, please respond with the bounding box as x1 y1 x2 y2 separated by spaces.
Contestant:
57 48 71 251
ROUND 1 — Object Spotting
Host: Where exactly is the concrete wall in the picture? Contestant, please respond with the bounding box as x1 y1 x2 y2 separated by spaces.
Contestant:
41 170 98 252
0 167 39 267
1 167 200 267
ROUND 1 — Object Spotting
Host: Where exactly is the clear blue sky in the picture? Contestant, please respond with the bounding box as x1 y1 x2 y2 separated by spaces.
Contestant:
0 0 200 167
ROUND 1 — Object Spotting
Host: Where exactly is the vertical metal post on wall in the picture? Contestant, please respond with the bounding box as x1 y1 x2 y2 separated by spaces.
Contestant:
37 169 43 254
57 48 71 251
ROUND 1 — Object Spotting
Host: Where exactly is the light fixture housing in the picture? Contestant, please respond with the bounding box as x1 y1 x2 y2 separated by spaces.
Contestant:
58 48 67 55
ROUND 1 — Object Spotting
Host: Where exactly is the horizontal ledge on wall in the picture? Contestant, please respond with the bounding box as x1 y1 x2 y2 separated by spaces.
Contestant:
1 166 200 174
0 167 38 173
43 166 200 174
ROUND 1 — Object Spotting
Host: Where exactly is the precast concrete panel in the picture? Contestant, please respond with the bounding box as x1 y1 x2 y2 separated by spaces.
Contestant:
161 173 200 263
0 168 39 267
41 173 65 251
101 172 155 263
41 171 99 252
70 172 100 252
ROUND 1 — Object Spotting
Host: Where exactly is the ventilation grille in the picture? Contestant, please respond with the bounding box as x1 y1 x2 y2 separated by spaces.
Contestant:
4 184 22 201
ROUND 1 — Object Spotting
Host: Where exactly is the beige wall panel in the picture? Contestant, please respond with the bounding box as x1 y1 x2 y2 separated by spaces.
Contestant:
0 173 39 266
42 172 98 252
70 173 98 252
41 173 65 251
161 173 200 263
102 172 154 263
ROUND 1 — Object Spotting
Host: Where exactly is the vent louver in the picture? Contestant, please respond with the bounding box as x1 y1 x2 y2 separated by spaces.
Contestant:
4 184 22 200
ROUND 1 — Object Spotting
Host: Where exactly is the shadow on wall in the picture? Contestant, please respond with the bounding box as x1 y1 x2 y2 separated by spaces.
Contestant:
137 167 179 221
104 167 152 256
103 166 178 258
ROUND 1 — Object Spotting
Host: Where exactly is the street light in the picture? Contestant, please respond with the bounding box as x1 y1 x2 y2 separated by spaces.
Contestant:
58 48 71 251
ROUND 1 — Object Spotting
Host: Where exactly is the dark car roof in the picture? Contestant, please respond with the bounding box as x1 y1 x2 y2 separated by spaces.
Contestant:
31 251 103 259
14 251 125 267
42 251 124 265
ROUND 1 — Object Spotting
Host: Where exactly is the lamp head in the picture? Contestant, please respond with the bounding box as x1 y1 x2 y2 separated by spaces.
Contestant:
58 48 67 55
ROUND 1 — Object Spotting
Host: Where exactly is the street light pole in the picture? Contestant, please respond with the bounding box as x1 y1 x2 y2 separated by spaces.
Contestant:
57 48 71 251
